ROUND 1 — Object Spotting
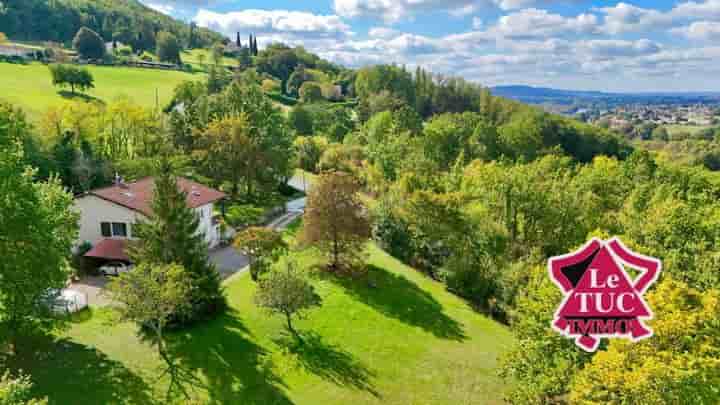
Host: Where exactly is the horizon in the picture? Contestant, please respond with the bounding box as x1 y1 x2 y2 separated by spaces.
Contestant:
140 0 720 93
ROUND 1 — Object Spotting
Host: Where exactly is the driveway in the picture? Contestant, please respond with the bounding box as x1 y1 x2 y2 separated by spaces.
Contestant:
68 276 112 307
210 246 250 279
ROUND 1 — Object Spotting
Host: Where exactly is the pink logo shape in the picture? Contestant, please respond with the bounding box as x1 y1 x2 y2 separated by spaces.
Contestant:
548 237 661 352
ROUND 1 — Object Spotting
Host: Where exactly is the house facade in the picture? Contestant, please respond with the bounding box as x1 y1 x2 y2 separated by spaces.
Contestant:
74 177 226 263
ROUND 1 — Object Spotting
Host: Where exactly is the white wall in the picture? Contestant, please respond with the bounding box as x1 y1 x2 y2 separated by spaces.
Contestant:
74 196 221 250
195 203 221 248
73 195 145 246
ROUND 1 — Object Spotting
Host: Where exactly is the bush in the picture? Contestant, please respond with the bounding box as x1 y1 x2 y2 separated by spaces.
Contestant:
225 204 266 228
299 82 323 103
261 79 281 93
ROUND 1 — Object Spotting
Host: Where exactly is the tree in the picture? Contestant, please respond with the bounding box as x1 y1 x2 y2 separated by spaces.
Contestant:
233 227 288 281
195 114 254 198
570 279 720 404
652 125 670 141
237 46 252 70
156 31 181 65
105 263 193 400
288 105 314 135
48 64 94 95
0 371 48 405
300 171 371 273
254 260 322 341
299 82 323 103
235 32 241 48
72 27 105 60
0 103 78 353
294 136 327 173
128 156 226 324
211 42 224 66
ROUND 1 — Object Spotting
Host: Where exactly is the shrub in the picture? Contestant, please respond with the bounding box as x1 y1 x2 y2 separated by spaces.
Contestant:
225 204 266 228
299 82 323 103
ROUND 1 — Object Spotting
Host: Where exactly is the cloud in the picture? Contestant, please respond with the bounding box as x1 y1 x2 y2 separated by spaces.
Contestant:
492 8 598 38
333 0 575 23
472 17 483 29
368 27 400 39
144 2 175 15
672 21 720 40
577 39 662 59
596 3 674 34
193 9 352 41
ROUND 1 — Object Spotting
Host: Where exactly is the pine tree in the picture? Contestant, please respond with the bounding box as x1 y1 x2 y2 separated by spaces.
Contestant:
248 34 254 55
129 156 226 325
236 32 241 48
253 35 259 55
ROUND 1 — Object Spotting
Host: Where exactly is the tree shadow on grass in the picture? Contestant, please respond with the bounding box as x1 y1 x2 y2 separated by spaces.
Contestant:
326 264 467 341
2 333 155 405
57 90 105 104
167 310 293 405
273 332 379 397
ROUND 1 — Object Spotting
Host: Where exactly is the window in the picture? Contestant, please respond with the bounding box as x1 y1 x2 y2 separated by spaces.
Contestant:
101 222 128 238
101 222 111 237
112 222 127 237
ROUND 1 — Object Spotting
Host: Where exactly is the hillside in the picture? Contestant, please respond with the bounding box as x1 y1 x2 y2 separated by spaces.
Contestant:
492 85 720 107
0 62 204 119
0 0 223 49
10 244 513 404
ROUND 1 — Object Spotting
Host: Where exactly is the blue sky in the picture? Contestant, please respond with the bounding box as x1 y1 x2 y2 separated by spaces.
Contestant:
141 0 720 92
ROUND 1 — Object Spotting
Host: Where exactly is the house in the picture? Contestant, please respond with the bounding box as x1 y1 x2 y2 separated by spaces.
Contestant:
74 177 227 264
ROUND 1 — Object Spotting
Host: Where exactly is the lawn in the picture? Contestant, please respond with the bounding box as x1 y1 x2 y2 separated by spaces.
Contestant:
6 244 513 404
0 62 204 120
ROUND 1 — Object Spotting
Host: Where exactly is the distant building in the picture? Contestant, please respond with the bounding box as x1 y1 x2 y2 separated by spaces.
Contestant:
0 44 34 58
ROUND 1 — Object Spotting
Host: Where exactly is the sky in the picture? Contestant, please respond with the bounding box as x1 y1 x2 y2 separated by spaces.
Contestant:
140 0 720 92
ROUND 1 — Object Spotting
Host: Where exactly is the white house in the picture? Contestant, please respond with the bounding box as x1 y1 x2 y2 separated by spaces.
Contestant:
74 177 227 263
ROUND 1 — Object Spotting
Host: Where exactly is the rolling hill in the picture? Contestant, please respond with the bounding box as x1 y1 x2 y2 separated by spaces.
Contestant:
0 0 223 49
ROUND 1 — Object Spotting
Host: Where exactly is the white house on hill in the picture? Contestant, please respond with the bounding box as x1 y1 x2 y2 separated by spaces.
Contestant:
74 177 226 263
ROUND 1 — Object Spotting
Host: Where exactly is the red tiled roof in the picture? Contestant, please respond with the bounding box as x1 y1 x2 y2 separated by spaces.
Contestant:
88 177 226 217
84 239 130 262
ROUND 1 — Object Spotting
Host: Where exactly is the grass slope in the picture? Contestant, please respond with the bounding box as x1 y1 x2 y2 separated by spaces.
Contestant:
0 62 203 120
8 245 512 404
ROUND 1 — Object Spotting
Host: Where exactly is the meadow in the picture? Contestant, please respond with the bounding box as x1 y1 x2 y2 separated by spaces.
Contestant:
0 62 203 120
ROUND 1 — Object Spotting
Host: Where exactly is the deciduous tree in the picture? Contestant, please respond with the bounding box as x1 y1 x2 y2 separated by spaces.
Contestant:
233 227 288 281
105 263 193 400
72 27 105 60
48 64 94 95
254 260 321 341
156 31 182 65
300 171 370 274
0 103 78 353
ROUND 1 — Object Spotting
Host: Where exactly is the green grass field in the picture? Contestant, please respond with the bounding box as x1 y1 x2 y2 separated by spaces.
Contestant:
0 62 204 120
663 124 712 136
7 244 513 404
181 48 238 69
